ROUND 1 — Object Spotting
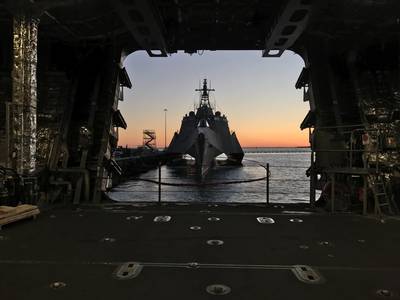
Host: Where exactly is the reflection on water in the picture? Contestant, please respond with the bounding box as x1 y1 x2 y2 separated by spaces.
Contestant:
108 148 311 204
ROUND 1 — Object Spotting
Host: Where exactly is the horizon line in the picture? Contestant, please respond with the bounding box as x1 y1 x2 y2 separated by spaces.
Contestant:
118 145 310 148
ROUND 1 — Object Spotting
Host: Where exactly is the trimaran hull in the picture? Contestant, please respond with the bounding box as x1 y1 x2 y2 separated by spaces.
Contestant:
167 79 244 178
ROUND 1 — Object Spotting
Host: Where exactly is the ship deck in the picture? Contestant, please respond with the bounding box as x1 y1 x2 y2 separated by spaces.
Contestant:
1 202 400 299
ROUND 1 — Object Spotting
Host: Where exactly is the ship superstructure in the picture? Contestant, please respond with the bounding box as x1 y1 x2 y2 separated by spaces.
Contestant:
167 79 244 177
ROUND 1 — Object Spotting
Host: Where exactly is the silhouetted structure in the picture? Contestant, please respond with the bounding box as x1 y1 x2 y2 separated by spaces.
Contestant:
143 129 157 151
168 79 243 177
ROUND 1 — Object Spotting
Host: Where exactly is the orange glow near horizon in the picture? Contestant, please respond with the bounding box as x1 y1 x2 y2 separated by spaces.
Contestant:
117 50 310 149
117 123 309 148
117 136 309 148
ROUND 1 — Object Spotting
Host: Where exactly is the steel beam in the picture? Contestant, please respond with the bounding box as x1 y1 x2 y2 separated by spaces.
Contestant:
11 13 39 174
263 0 311 57
114 0 168 57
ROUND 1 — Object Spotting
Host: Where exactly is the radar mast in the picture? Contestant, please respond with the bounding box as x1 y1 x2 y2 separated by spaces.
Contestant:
195 79 215 109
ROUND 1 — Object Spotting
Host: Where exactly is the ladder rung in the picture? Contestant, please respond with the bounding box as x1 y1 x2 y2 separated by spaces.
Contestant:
379 203 390 207
376 193 386 196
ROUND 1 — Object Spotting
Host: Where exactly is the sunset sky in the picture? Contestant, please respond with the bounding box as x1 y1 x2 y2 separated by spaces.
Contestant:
118 50 309 148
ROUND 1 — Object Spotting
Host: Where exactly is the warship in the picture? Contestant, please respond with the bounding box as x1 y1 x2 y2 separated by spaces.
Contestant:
167 79 244 177
2 1 400 299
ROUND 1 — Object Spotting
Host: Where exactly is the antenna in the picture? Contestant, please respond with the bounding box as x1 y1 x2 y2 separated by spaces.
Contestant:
198 80 201 106
195 78 215 108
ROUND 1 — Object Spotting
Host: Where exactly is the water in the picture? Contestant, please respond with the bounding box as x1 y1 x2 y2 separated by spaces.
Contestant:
108 148 311 204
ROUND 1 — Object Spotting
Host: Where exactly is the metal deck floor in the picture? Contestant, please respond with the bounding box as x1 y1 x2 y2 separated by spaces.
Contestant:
0 203 399 299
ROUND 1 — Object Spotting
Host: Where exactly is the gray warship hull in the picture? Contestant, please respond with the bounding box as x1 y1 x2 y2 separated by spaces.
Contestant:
167 79 244 177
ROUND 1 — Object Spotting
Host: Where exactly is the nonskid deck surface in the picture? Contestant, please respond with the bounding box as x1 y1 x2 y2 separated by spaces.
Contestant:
0 203 400 300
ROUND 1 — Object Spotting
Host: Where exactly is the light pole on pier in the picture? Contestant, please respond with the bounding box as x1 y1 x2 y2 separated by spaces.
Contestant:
164 108 168 150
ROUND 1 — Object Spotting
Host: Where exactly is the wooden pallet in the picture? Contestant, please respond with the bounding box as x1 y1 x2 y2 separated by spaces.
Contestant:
0 205 40 230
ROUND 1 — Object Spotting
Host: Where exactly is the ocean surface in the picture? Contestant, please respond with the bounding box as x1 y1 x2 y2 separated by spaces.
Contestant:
108 148 312 204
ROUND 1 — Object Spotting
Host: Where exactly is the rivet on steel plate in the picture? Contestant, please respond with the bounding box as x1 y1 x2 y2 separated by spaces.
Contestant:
357 239 366 243
283 210 312 215
289 218 303 223
132 203 148 207
257 217 275 224
200 210 211 214
318 241 332 246
207 239 224 246
273 205 284 208
208 217 221 222
206 284 231 295
376 289 394 297
50 281 66 289
114 262 143 280
327 254 335 258
101 237 116 243
208 204 218 208
153 216 171 222
126 216 143 221
187 262 200 268
299 245 309 250
190 226 202 231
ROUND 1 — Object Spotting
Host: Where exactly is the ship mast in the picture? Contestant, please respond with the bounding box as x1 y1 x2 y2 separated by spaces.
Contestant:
195 79 214 108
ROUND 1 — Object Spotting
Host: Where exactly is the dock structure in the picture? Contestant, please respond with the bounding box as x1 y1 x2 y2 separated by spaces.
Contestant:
0 0 399 208
143 130 157 151
0 1 400 298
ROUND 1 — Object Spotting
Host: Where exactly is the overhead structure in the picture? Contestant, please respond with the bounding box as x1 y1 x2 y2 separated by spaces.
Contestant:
114 0 168 57
0 0 399 210
262 0 311 57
